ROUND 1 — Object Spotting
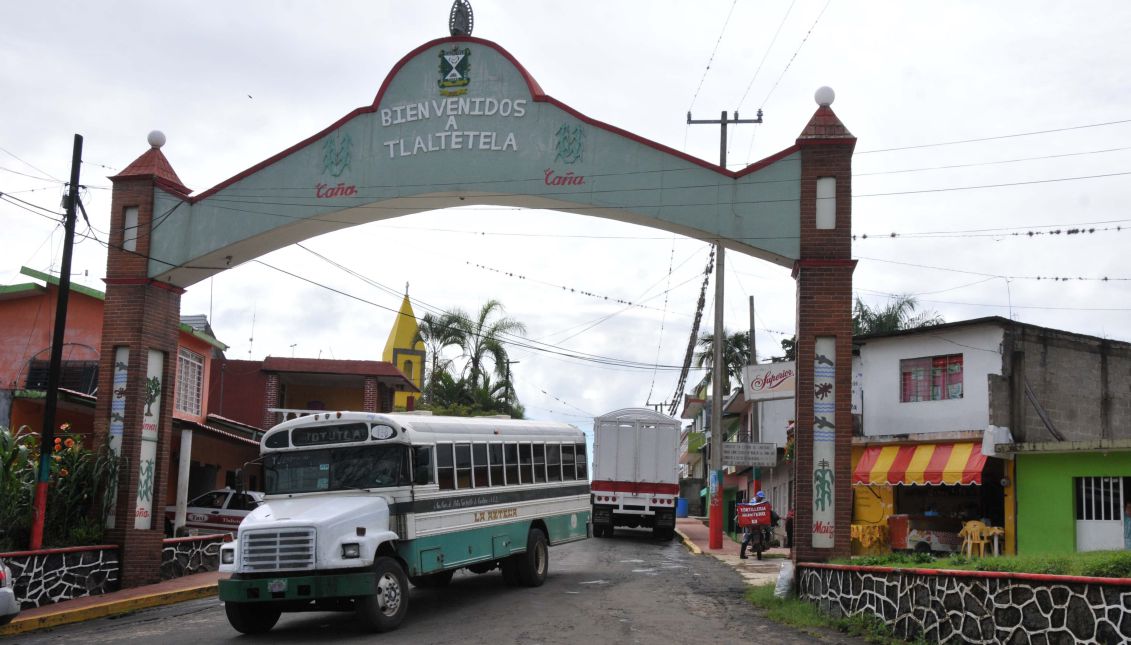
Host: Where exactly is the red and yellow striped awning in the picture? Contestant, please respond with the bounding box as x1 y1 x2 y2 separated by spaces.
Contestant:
852 442 987 486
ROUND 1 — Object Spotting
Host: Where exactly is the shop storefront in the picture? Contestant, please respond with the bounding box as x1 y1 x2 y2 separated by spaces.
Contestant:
850 441 1011 555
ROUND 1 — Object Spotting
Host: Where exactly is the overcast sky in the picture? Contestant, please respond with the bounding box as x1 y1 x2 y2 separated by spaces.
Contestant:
4 1 1129 436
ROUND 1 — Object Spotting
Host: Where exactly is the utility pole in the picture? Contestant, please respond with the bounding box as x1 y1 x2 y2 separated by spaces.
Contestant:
686 109 762 550
505 360 519 406
30 134 83 549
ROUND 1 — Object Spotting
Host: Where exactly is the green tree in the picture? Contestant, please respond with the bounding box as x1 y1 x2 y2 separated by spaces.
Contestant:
853 294 943 336
450 299 527 392
693 329 751 396
413 311 464 404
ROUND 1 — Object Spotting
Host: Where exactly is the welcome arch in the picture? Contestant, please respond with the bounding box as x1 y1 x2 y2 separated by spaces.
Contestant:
96 34 856 584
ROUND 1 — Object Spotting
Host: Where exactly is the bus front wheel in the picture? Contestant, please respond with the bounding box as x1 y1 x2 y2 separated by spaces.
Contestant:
224 602 281 634
515 528 549 587
357 557 410 632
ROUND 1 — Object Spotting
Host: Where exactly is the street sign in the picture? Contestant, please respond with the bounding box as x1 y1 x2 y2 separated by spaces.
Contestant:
722 442 777 467
741 362 795 401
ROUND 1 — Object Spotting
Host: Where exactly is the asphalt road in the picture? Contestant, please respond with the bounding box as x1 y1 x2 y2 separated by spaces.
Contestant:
12 531 864 644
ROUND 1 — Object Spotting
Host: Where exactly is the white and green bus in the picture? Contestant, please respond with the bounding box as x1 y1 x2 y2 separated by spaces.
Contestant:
218 411 590 634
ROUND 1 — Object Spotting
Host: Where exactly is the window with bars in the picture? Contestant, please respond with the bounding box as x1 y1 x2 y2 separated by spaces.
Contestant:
175 348 204 415
1075 477 1125 521
900 354 963 402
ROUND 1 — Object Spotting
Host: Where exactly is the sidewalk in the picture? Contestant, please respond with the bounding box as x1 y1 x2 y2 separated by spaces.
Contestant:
0 570 224 638
675 517 790 586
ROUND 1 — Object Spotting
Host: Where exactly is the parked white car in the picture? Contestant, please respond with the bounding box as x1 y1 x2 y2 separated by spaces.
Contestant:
0 559 18 626
164 488 264 535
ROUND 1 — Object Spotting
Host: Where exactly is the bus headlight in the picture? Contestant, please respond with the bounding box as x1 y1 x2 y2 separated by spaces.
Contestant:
341 543 361 559
221 548 235 565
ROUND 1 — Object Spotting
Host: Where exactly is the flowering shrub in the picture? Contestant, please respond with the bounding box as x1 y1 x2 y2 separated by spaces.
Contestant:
0 424 120 551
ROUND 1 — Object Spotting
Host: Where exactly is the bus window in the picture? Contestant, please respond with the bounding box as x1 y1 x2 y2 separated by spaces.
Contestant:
547 444 562 482
472 443 489 488
413 445 434 485
520 443 533 484
455 443 472 489
575 443 588 479
562 444 576 480
532 444 547 483
437 443 455 490
488 442 504 486
504 443 519 485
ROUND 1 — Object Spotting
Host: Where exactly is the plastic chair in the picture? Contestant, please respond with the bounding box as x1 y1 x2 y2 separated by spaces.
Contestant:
959 520 989 557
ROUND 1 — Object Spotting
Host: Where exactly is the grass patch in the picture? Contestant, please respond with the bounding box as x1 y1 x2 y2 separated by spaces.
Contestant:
745 584 927 645
829 550 1131 578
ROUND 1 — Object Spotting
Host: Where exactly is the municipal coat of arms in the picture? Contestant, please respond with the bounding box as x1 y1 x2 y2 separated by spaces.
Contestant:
438 47 471 96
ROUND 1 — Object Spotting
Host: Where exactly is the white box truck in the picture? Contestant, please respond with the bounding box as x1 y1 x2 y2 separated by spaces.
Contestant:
590 408 682 540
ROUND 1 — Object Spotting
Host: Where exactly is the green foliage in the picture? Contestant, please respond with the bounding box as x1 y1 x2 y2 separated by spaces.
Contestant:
693 329 750 396
746 583 925 644
0 425 120 551
853 294 943 336
1077 551 1131 578
840 550 1131 579
416 299 527 418
0 425 36 550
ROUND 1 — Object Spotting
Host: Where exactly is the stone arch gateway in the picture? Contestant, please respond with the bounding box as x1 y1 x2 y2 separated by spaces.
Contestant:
96 34 855 584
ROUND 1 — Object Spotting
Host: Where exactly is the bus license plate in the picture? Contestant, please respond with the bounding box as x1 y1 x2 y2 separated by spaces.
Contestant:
268 579 287 593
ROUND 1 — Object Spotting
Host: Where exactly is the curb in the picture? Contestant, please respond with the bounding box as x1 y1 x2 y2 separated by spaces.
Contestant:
0 584 219 637
675 528 702 555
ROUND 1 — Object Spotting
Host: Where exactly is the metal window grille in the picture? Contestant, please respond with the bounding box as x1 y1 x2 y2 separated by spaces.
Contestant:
175 348 204 415
1075 477 1123 521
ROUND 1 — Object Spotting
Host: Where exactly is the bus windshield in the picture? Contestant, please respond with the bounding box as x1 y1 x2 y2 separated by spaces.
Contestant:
264 444 410 494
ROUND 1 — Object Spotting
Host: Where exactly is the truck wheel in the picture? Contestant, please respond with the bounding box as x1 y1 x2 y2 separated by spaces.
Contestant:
653 527 674 541
410 569 454 588
356 556 410 632
515 528 549 587
224 602 281 634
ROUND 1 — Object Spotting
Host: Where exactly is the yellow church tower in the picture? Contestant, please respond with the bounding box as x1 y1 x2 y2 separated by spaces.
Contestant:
383 289 426 410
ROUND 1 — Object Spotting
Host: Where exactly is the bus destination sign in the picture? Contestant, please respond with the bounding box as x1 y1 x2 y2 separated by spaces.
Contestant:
292 423 370 447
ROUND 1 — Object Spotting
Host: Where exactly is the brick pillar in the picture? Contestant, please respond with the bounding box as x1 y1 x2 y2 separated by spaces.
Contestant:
263 373 280 429
94 143 190 586
362 376 379 412
791 93 856 563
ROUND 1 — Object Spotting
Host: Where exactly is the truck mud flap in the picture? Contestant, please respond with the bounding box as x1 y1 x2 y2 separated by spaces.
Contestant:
591 506 612 526
653 510 675 529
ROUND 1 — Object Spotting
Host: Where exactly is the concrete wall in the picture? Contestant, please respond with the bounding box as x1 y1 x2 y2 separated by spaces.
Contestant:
1016 451 1131 554
996 326 1131 444
857 324 1003 437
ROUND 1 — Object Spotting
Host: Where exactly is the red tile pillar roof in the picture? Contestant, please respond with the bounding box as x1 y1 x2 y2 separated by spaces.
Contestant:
791 89 857 563
94 131 190 586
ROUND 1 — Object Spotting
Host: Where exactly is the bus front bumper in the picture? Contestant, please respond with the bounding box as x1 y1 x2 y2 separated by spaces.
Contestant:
219 572 375 603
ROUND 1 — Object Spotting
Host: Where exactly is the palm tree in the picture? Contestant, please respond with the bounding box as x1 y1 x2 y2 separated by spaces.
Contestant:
693 329 750 396
853 294 943 336
450 299 527 392
414 311 464 403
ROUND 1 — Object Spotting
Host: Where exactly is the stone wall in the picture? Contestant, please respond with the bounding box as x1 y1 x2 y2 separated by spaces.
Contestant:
1 545 119 609
798 563 1131 644
160 534 228 580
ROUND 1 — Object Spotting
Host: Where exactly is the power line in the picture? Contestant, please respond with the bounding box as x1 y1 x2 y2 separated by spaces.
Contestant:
857 118 1131 154
736 0 796 113
758 0 832 110
0 145 59 182
855 145 1131 177
855 255 1129 282
687 0 740 115
855 170 1131 198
